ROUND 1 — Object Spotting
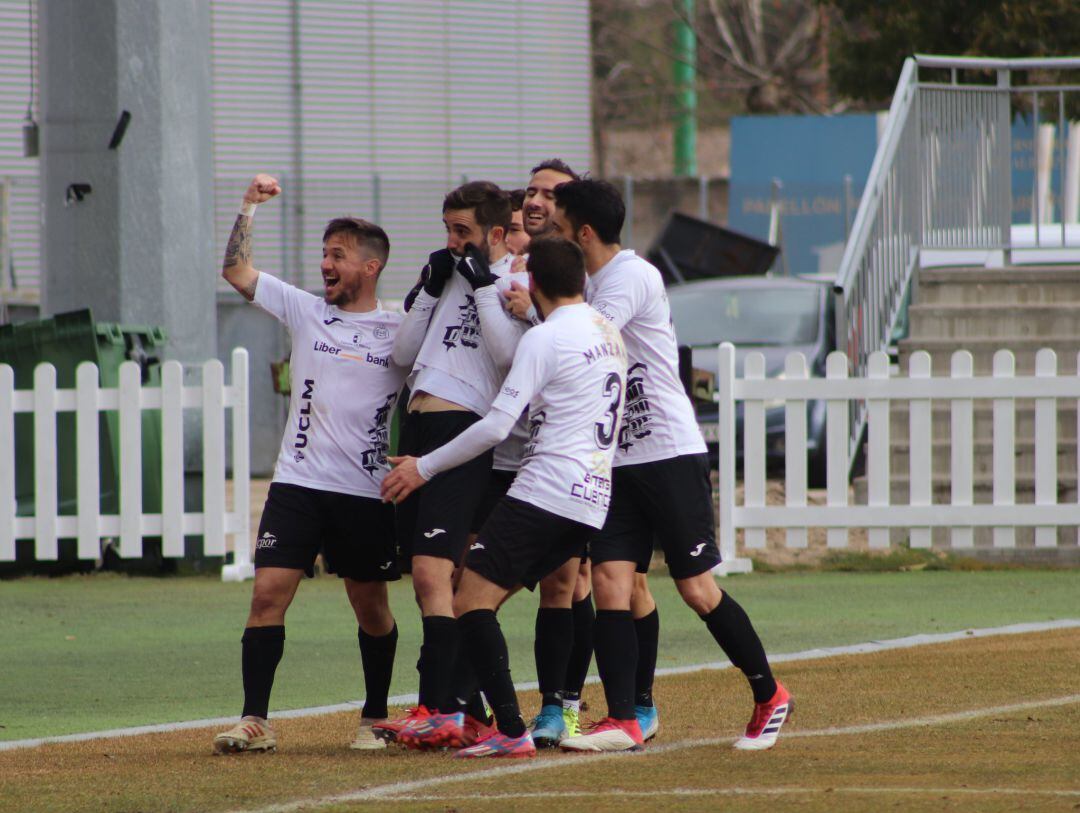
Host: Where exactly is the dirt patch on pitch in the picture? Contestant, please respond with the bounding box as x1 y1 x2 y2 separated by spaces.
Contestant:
1 627 1076 813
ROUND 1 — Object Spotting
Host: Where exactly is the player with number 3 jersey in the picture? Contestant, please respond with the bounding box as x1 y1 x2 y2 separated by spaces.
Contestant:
381 237 626 758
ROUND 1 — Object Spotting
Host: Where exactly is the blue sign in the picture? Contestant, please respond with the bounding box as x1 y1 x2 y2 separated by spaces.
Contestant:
729 114 880 277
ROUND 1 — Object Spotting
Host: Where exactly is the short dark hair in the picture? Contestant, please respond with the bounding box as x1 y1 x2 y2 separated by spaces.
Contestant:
442 180 512 233
553 179 625 245
509 188 526 211
526 236 586 299
529 158 580 181
323 217 390 270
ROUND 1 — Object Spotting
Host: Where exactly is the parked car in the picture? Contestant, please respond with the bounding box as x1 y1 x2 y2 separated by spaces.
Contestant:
667 275 836 487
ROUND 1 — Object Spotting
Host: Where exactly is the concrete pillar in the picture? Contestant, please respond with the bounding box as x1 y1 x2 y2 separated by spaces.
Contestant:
39 0 215 367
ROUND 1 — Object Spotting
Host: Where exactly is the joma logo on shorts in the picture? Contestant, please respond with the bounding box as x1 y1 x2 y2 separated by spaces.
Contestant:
294 379 314 449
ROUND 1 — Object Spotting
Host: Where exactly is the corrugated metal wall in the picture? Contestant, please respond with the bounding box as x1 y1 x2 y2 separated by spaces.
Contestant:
0 0 40 294
0 0 592 300
211 0 593 298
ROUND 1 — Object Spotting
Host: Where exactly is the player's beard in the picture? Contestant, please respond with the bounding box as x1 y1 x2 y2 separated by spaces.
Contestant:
523 214 553 238
453 233 492 263
324 273 364 308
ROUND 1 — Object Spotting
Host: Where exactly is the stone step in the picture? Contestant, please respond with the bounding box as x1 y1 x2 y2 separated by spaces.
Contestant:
897 337 1080 375
908 303 1080 340
916 266 1080 306
887 438 1078 478
888 402 1078 441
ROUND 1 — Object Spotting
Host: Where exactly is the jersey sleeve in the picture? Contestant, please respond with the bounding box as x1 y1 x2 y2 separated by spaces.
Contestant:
390 289 437 368
488 326 556 418
588 265 649 331
252 272 319 330
474 286 528 369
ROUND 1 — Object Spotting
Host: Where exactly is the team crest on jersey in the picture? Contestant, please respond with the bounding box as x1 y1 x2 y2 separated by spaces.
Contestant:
374 326 390 340
619 362 653 452
361 393 397 475
441 295 481 351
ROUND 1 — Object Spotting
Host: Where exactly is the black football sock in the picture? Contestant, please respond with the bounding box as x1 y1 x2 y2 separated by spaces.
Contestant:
701 593 777 703
592 609 637 720
634 607 659 707
458 609 526 738
564 593 595 695
534 607 573 708
357 623 397 720
445 640 480 715
241 625 285 720
418 615 458 711
464 689 490 723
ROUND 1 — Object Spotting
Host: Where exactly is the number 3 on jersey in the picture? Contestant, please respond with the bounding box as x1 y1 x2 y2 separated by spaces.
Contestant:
594 372 623 450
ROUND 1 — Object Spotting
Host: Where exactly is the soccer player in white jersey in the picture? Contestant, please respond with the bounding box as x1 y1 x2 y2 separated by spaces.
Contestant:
381 236 627 758
507 161 664 746
551 179 792 753
376 181 526 742
212 175 406 755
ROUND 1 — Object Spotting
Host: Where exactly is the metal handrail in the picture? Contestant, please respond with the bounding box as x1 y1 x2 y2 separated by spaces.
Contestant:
834 58 919 296
914 54 1080 70
833 53 1080 468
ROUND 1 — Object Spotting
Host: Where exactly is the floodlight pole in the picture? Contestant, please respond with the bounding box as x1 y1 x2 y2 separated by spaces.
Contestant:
673 0 698 176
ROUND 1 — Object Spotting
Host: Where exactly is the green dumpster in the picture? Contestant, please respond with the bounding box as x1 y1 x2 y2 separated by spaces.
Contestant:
0 308 166 573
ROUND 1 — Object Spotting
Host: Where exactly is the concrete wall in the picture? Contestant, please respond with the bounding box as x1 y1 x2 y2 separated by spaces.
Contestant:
40 1 215 371
217 294 288 477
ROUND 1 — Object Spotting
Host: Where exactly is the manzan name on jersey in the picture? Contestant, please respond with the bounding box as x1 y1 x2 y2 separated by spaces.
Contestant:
582 341 622 366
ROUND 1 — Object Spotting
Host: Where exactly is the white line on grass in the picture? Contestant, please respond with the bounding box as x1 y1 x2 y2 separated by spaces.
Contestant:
388 787 1080 803
1 618 1076 752
228 693 1080 813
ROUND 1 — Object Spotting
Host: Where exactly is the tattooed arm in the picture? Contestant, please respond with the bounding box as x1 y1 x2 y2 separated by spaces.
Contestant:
222 174 281 301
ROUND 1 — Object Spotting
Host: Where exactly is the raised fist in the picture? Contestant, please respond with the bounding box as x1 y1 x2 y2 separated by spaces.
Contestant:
244 174 282 205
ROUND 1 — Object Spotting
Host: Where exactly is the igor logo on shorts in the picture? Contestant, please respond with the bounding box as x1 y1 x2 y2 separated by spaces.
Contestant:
256 532 277 550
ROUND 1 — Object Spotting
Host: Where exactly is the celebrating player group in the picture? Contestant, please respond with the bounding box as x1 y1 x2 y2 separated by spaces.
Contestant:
211 159 792 760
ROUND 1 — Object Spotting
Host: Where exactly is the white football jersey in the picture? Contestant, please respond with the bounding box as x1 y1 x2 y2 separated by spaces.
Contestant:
489 302 627 528
586 250 706 465
254 273 407 498
406 254 517 415
490 269 532 471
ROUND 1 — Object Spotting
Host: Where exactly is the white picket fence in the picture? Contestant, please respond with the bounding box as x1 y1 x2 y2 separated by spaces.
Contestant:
0 348 252 581
714 342 1080 575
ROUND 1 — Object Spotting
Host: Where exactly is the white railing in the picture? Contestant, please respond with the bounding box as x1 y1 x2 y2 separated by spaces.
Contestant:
835 55 1080 465
714 343 1080 575
0 349 252 582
